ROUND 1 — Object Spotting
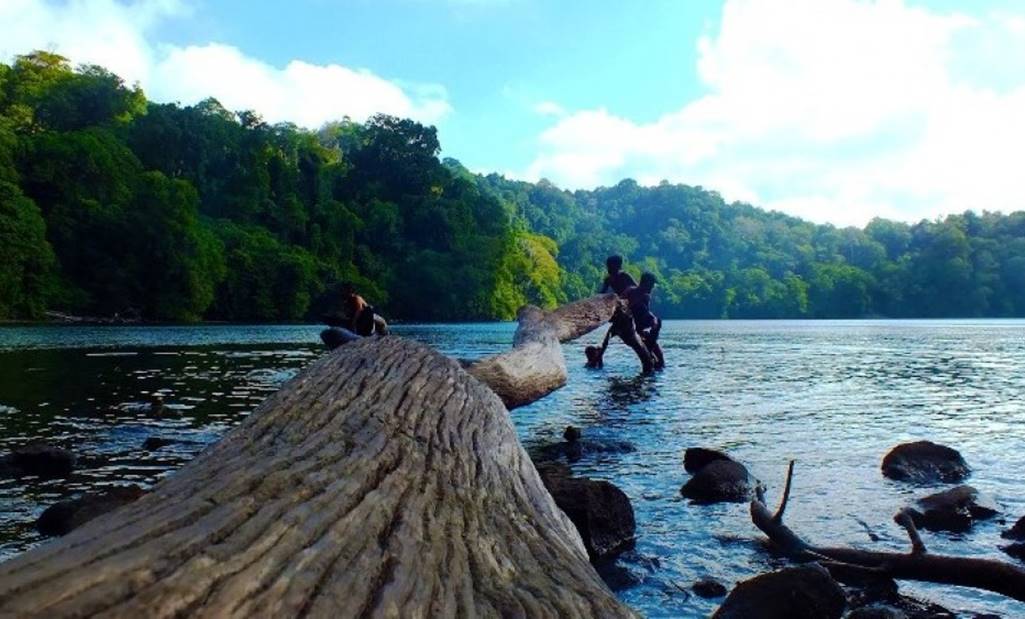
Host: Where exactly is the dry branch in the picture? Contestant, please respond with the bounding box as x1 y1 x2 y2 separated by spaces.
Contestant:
750 462 1025 602
0 296 634 618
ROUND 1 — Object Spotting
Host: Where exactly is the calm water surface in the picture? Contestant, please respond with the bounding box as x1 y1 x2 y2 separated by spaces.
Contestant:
1 320 1023 617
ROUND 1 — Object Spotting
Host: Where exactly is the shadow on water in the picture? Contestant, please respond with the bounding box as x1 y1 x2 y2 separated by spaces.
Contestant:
600 374 660 409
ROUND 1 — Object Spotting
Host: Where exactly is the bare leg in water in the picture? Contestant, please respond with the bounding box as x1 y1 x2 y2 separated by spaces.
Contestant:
588 307 654 372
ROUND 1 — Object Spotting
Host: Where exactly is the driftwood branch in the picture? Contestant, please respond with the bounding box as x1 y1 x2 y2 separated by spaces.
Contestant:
750 462 1025 602
467 293 620 408
0 296 635 618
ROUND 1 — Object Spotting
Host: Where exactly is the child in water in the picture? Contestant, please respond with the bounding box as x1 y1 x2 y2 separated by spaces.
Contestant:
600 255 637 297
627 273 664 369
585 270 663 371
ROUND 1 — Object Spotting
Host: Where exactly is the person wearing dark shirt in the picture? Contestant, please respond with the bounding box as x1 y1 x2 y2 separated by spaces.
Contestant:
600 255 637 297
586 256 656 372
626 272 664 369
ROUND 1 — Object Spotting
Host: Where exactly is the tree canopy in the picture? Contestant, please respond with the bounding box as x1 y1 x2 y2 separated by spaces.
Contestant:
3 51 1025 322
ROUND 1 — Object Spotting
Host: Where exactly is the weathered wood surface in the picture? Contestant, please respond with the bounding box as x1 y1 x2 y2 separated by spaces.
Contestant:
467 293 620 408
0 297 634 618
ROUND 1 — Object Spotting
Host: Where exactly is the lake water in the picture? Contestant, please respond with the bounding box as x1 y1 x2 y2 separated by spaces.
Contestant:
1 320 1023 617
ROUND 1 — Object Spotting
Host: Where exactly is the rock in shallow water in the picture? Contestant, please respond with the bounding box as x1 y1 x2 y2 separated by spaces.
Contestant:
536 462 636 562
684 447 734 474
532 434 636 463
5 443 76 478
847 605 908 619
906 485 998 533
142 437 176 451
881 441 969 484
1002 541 1025 562
1002 514 1025 540
712 564 846 619
37 485 146 536
692 577 728 598
681 459 759 503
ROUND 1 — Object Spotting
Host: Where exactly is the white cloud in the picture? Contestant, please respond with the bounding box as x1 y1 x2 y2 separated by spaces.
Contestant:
533 100 566 117
523 0 1025 226
150 44 451 126
0 0 450 127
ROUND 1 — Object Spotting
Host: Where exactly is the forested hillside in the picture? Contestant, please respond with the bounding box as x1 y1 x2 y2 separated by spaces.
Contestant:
3 52 1025 321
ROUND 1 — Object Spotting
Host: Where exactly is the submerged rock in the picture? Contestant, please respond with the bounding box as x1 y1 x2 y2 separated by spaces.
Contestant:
537 463 636 562
843 574 957 619
712 564 846 619
563 425 582 442
6 444 75 478
532 427 636 463
906 485 998 533
142 437 176 451
684 447 734 474
37 485 146 536
847 605 908 619
1002 515 1025 540
692 577 728 598
681 459 759 503
881 441 969 484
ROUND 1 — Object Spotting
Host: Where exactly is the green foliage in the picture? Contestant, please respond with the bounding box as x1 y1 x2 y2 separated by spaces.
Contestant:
5 51 1025 322
0 180 56 318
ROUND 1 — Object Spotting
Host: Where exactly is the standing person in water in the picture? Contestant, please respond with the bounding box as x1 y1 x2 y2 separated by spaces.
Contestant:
587 256 656 371
600 255 637 297
626 272 665 369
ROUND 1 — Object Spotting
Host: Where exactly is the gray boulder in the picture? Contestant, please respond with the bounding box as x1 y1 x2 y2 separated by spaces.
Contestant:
906 485 998 532
1002 541 1025 562
537 463 636 562
881 441 969 484
684 447 734 474
7 443 75 478
1001 514 1025 540
712 564 846 619
37 485 146 536
693 577 728 598
681 459 759 503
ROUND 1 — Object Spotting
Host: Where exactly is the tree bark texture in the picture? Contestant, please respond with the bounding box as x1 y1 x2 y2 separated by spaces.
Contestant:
467 294 620 409
0 297 634 618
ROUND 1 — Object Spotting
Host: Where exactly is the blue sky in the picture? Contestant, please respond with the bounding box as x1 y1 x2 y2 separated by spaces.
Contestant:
3 0 1025 226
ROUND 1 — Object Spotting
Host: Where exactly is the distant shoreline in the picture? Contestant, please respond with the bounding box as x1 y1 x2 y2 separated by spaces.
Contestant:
4 316 1025 328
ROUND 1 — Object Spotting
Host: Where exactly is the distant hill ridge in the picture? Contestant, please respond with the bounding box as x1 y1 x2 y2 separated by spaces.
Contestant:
3 51 1024 321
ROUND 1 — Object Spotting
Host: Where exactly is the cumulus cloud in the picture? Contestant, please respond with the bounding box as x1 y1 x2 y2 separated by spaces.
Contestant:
0 0 450 127
524 0 1025 225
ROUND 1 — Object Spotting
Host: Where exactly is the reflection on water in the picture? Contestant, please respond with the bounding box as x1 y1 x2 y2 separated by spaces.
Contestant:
1 320 1025 617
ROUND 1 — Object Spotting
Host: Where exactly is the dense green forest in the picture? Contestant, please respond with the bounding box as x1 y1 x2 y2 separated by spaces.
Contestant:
3 52 1025 322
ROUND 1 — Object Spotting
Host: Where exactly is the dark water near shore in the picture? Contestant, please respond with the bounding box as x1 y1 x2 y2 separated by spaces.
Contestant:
1 321 1023 617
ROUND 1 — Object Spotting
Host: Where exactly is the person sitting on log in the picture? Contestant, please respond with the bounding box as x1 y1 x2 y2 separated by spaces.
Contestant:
339 284 390 337
626 272 664 370
599 255 637 297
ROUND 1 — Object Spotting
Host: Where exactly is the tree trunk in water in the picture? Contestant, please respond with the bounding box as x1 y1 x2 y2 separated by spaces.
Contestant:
467 294 621 408
0 296 635 618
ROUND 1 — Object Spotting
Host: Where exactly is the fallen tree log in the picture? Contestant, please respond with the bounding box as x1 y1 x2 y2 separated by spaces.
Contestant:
0 296 635 618
467 293 620 408
750 461 1025 603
